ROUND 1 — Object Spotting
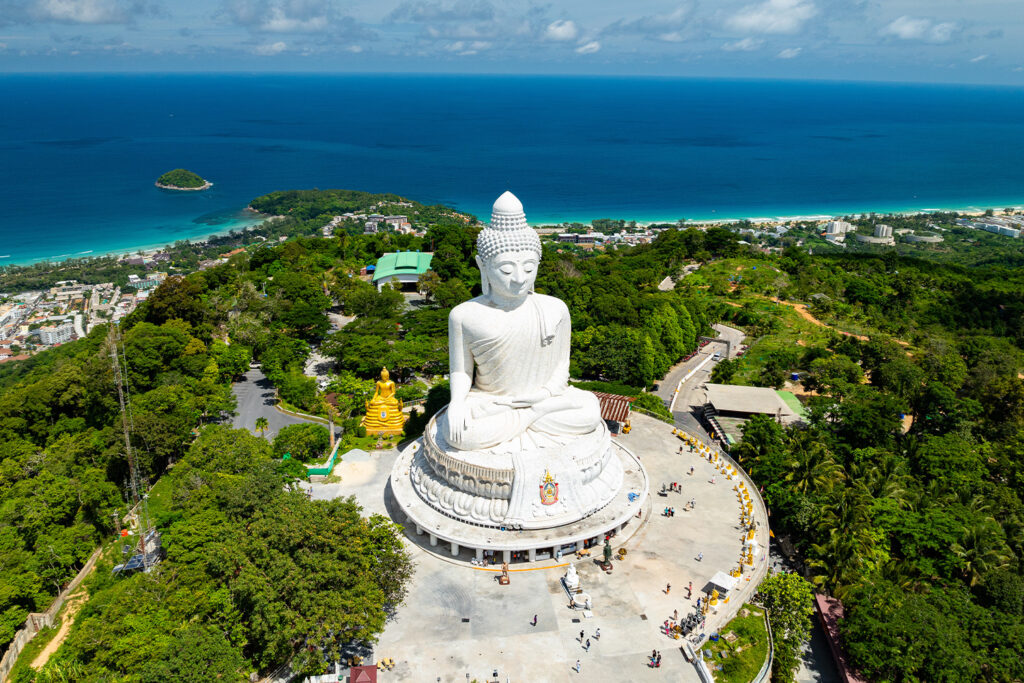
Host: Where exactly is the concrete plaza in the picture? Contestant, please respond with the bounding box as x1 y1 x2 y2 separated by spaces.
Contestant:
309 414 770 682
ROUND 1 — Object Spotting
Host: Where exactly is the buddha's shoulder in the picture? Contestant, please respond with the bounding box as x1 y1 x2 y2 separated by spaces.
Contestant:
531 292 569 316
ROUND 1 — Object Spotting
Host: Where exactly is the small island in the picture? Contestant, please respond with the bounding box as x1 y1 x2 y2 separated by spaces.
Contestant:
155 168 212 191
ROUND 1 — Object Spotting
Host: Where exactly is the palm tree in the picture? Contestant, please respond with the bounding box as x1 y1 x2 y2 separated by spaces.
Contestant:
952 520 1012 586
784 433 844 495
254 416 269 439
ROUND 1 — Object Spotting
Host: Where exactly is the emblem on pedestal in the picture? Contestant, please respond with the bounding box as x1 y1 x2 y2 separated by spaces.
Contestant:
540 469 559 505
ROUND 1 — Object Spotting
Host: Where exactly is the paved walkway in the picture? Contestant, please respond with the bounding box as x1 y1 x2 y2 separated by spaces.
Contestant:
311 414 770 682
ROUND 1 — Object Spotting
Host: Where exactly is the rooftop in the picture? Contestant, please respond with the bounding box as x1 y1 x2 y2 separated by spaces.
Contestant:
705 383 801 419
372 251 434 281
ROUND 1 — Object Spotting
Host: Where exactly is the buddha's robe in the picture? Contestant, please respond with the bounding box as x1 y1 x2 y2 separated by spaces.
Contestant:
447 293 602 451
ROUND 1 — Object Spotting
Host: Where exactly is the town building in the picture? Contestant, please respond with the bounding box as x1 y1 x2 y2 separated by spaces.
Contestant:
37 322 74 345
372 252 434 290
702 383 807 447
905 233 943 244
127 272 167 290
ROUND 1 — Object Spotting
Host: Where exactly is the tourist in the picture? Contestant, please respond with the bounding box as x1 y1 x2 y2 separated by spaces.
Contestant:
584 638 591 652
697 552 703 562
689 466 694 475
673 609 678 621
690 497 696 508
594 628 600 640
574 659 581 673
656 653 662 667
710 476 716 485
687 581 693 598
532 614 537 626
579 629 584 642
665 583 671 594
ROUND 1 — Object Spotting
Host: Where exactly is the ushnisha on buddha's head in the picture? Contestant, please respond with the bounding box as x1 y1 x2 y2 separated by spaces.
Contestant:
475 190 542 307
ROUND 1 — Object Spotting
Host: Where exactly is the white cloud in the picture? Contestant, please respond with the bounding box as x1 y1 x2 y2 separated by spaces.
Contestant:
726 0 816 35
604 5 693 36
220 0 369 35
387 0 494 23
575 40 599 54
881 16 959 43
776 47 801 59
723 37 763 51
32 0 133 24
345 45 362 53
253 40 286 54
658 31 684 43
544 19 577 42
444 39 488 54
969 54 987 63
260 7 326 32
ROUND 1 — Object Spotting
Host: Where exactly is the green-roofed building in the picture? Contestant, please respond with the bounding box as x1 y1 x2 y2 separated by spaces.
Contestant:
372 251 434 290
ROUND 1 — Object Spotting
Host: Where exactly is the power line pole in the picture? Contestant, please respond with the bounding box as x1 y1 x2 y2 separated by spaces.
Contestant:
107 324 155 570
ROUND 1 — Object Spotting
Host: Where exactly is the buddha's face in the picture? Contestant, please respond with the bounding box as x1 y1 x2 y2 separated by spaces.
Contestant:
479 250 539 303
381 368 390 382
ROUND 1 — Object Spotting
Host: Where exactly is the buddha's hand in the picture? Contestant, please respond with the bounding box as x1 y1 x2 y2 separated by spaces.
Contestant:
446 403 468 443
496 389 551 409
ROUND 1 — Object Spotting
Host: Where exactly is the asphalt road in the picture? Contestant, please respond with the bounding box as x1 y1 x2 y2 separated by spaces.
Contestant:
654 323 746 443
231 368 332 440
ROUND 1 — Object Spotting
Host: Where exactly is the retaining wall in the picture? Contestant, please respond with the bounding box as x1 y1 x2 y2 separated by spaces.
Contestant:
0 546 103 682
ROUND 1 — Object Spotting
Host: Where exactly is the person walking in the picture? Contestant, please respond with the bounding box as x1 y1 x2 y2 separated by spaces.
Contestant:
687 581 693 599
584 638 591 652
594 628 601 640
697 552 703 562
579 629 585 642
690 497 696 508
531 614 537 626
665 583 671 594
673 609 678 621
574 659 581 673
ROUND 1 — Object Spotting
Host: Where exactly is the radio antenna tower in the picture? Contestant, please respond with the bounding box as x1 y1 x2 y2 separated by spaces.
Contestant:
107 324 155 571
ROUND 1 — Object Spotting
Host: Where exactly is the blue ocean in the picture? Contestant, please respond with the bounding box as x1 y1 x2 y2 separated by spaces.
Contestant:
2 74 1024 265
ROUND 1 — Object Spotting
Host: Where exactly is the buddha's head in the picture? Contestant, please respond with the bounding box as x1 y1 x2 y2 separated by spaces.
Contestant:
476 191 542 304
380 367 390 382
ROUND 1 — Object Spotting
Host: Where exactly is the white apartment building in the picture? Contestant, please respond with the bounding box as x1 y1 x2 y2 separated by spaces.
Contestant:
38 323 74 345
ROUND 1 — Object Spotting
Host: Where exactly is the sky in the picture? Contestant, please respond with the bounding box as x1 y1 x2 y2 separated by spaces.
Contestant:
1 0 1023 84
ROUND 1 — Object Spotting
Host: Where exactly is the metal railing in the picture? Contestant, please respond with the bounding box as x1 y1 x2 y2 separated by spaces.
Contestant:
752 609 775 683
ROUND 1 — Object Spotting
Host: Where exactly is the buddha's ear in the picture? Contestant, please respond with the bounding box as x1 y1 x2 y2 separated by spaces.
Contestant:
475 255 490 296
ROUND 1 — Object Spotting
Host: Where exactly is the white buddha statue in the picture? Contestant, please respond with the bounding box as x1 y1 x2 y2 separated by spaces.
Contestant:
410 191 623 529
444 191 602 451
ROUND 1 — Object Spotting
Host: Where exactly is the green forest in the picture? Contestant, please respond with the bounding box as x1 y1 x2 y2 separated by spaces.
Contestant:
715 251 1024 682
155 169 207 189
2 188 1023 681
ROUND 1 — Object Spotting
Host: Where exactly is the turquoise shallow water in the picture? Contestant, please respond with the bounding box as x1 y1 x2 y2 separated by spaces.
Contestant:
2 74 1024 265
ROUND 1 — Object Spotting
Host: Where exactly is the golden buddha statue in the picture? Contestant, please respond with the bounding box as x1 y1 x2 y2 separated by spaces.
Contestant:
362 367 406 436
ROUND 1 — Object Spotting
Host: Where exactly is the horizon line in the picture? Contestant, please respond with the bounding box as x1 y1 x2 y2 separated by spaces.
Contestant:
1 70 1023 90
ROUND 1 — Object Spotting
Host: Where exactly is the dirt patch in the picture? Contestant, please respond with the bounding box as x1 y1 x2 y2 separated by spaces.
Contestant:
770 297 913 350
331 460 377 486
31 591 88 670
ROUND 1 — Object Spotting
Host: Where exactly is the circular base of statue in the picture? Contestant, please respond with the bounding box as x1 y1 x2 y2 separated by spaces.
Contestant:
389 434 648 559
410 407 622 529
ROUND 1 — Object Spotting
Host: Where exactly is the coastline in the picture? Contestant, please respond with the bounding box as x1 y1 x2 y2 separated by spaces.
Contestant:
0 209 270 268
154 181 213 191
2 197 1023 271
